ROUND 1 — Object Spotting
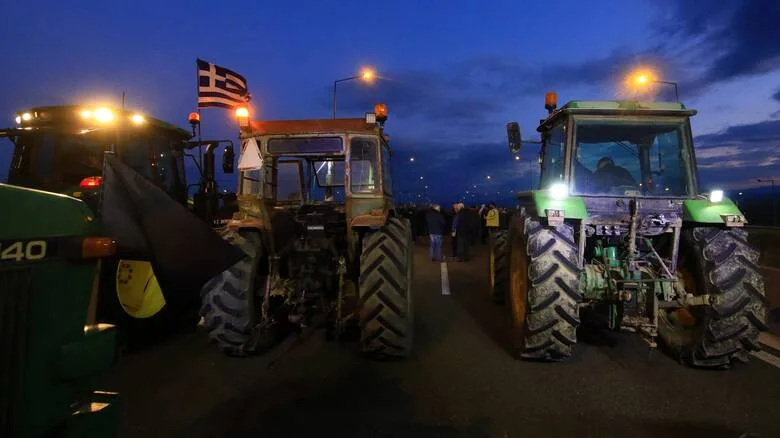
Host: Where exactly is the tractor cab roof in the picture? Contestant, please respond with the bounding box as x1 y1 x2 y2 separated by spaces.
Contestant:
10 105 191 138
241 118 383 138
536 100 698 132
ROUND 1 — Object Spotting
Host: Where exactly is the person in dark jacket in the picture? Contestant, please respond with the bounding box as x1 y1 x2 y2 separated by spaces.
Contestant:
426 204 446 262
450 203 460 258
455 203 476 261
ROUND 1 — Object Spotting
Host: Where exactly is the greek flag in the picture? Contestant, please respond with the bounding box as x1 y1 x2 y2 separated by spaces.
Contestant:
197 58 250 109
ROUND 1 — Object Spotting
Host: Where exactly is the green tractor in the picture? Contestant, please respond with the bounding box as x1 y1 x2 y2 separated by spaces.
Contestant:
200 104 414 358
1 105 235 346
489 95 768 367
1 184 119 437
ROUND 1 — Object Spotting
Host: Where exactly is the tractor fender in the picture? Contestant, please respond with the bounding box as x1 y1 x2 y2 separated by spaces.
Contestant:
350 210 388 228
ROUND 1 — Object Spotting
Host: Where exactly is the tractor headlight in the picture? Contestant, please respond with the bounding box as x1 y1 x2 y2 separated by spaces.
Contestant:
14 115 21 124
709 189 724 203
549 182 569 200
94 108 114 123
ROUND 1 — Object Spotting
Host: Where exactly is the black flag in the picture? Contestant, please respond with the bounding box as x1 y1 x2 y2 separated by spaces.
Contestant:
100 154 245 299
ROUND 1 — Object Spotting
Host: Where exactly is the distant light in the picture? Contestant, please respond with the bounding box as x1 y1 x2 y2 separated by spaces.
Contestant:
94 108 114 123
410 157 415 162
21 112 32 121
486 175 491 180
710 189 724 203
80 110 92 119
514 155 520 161
664 187 670 191
420 176 424 180
131 114 146 125
738 192 743 196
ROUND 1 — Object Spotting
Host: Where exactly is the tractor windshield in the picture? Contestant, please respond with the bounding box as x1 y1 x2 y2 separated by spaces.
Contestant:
6 131 110 192
5 130 186 196
571 118 694 197
313 160 345 187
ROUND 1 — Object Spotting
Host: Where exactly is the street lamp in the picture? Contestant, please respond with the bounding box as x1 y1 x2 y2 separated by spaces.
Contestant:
332 67 377 119
410 157 415 162
628 69 680 102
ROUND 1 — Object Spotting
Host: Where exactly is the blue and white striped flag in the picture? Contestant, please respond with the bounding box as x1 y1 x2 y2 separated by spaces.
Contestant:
197 58 250 109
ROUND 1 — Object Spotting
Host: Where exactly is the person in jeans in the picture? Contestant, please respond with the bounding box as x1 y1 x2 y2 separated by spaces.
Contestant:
426 204 446 262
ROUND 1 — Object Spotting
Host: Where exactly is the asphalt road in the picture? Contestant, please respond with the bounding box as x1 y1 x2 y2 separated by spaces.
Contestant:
106 240 780 438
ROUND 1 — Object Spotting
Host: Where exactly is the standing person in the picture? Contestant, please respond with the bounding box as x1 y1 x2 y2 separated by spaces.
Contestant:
455 203 474 261
486 203 500 237
450 203 460 259
426 204 446 262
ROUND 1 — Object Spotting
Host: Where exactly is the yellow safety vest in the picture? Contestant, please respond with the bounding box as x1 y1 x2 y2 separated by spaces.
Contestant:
486 209 499 228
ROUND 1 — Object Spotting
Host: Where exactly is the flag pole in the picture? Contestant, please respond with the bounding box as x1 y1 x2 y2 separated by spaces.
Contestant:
195 59 203 170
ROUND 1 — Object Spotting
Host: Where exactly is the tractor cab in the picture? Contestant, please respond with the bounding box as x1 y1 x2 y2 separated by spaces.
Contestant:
0 105 225 345
1 105 192 211
511 94 700 199
234 104 394 236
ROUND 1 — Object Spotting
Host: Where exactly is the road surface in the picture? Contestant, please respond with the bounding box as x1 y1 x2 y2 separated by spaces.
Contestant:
106 240 780 438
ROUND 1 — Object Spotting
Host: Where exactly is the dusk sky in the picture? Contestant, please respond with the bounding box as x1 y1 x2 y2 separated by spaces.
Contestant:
1 0 779 204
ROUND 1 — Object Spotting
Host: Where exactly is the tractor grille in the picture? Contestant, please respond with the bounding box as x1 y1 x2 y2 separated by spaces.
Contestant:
0 267 31 438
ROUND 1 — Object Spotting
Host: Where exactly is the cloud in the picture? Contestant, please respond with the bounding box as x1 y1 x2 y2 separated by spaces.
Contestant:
655 0 780 95
773 87 780 103
694 118 780 187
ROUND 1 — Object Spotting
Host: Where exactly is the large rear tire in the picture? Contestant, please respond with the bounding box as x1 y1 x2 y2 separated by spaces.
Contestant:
200 229 266 357
658 227 768 368
359 217 414 359
490 230 508 305
507 216 582 360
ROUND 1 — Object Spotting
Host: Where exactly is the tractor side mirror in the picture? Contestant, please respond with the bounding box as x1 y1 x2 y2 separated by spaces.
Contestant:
222 145 235 174
507 122 522 154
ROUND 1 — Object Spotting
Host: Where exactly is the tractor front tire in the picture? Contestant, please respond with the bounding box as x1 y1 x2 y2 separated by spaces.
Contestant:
659 227 768 368
200 229 266 357
508 216 582 360
490 230 509 305
359 217 414 359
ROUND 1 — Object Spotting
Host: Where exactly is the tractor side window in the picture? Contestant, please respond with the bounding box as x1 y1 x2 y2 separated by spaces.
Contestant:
540 123 565 189
152 136 176 193
350 137 378 193
381 141 392 195
117 134 154 180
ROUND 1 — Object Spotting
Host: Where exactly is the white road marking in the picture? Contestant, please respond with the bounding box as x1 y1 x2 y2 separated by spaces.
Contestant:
759 332 780 352
751 350 780 369
441 262 450 296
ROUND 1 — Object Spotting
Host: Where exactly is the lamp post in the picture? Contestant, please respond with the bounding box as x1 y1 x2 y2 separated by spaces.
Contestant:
630 71 679 102
332 68 376 119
